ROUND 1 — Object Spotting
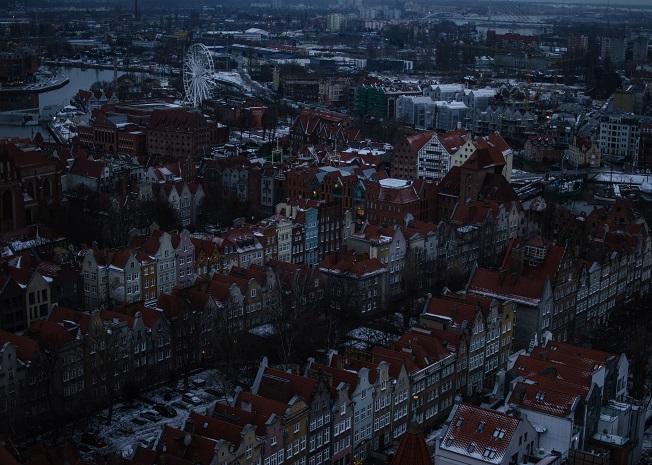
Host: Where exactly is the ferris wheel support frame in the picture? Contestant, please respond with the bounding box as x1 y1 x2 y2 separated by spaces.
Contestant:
183 43 217 107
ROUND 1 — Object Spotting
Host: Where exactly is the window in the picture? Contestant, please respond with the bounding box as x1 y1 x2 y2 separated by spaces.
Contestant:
294 423 300 433
483 448 497 459
493 428 506 439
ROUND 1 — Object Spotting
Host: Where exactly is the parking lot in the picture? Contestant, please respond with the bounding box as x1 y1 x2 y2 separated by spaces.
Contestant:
72 369 229 460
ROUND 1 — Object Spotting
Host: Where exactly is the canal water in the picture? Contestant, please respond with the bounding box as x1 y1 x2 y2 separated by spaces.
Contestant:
0 67 151 141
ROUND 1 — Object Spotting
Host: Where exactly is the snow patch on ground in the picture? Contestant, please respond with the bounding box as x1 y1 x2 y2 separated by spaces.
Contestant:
74 369 227 461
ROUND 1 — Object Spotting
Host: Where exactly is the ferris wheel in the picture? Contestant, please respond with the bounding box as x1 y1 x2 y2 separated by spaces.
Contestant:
183 43 217 107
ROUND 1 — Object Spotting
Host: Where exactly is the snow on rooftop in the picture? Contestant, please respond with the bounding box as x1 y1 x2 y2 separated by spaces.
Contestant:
379 178 410 189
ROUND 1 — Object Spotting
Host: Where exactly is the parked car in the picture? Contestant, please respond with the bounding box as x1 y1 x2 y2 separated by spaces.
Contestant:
171 400 188 410
182 393 202 405
131 416 147 425
137 437 156 449
140 410 162 422
154 403 177 418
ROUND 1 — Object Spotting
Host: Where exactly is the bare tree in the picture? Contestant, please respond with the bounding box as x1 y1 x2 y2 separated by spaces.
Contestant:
398 251 427 324
592 297 652 401
270 268 323 365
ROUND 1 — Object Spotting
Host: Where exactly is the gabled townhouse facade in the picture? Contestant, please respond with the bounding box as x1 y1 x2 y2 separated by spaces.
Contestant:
0 330 49 430
107 249 142 305
138 230 177 296
277 201 319 266
314 353 375 461
505 340 640 463
171 229 195 288
234 389 310 465
252 363 347 465
210 400 286 465
419 294 514 396
81 249 110 310
389 330 458 429
468 257 554 351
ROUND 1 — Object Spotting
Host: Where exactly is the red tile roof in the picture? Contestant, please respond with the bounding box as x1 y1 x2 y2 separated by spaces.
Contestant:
440 404 521 464
0 330 40 362
237 391 290 418
511 354 592 388
438 129 467 153
391 427 433 465
330 353 379 384
212 402 269 436
475 133 510 155
309 362 359 396
544 340 614 366
498 239 566 285
27 320 74 350
424 294 489 327
113 302 162 329
406 132 435 153
157 293 190 320
478 174 517 202
462 147 505 171
451 200 500 225
110 248 133 269
258 367 317 404
188 411 244 448
148 109 207 130
7 146 55 170
319 250 385 278
49 306 91 332
436 166 461 197
469 267 547 305
354 223 398 242
372 181 420 205
395 330 453 366
530 345 606 374
508 380 581 417
159 426 216 465
371 346 416 377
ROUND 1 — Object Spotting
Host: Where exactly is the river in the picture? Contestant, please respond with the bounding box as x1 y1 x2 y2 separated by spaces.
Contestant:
0 67 153 141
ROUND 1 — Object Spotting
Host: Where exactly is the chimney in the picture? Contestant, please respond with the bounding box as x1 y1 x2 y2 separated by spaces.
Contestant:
186 418 195 434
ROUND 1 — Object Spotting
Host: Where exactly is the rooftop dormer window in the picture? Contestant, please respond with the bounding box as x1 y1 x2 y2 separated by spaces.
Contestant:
483 448 498 459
